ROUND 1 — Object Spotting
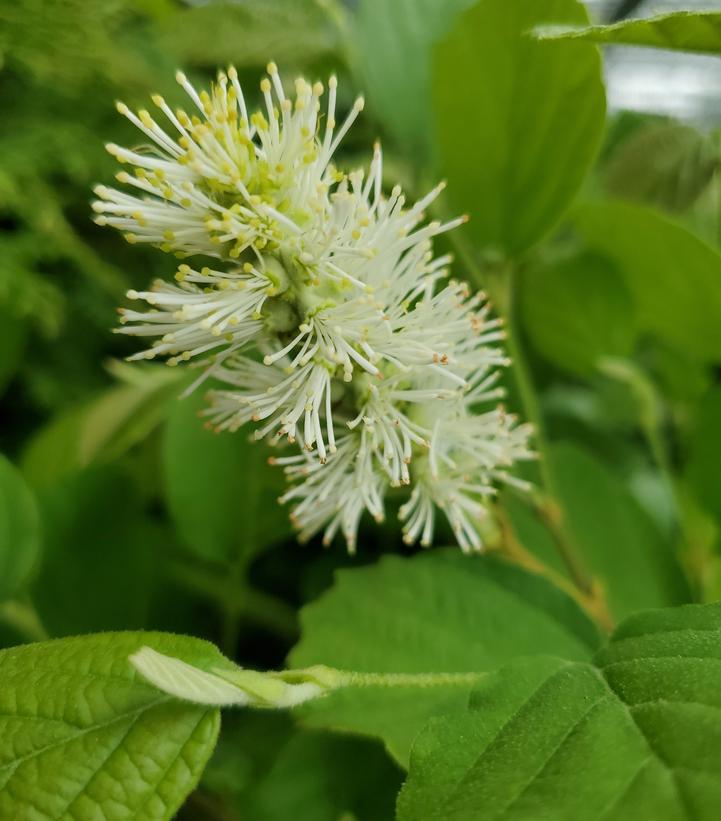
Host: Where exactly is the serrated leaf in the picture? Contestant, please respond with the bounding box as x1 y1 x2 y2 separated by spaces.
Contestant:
0 632 226 820
0 453 41 602
549 442 691 620
289 550 600 766
521 252 637 376
575 201 721 362
162 386 289 563
398 602 721 820
538 11 721 56
432 0 605 256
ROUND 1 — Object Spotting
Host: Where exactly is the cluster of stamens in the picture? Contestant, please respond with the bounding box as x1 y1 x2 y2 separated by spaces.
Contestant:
94 64 533 552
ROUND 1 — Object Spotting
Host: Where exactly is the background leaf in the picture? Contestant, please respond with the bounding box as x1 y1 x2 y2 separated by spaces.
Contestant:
575 201 721 362
289 550 600 766
21 366 184 488
604 122 720 213
31 466 161 636
684 385 721 523
539 12 721 56
240 729 402 821
548 441 691 620
0 307 26 398
432 0 605 256
0 632 226 820
162 387 290 563
158 0 339 69
352 0 475 157
398 602 721 820
0 453 41 602
521 252 637 376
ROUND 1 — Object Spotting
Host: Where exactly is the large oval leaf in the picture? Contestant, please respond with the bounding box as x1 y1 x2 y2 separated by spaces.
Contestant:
289 550 600 766
352 0 475 157
433 0 605 256
398 602 721 820
0 632 227 819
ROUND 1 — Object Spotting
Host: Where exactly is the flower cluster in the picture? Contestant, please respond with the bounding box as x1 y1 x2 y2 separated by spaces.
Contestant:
94 64 533 552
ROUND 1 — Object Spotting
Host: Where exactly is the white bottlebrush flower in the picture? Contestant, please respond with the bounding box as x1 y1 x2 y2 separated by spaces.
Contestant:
272 433 387 554
400 403 534 552
93 63 364 260
95 63 533 553
115 256 287 366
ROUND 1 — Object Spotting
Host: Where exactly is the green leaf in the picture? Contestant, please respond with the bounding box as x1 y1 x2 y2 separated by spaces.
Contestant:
158 0 339 69
398 602 721 821
685 385 721 523
289 550 600 766
353 0 476 156
549 441 691 620
575 201 721 362
31 466 160 635
433 0 605 256
21 366 184 488
0 306 26 397
538 11 721 56
604 122 720 212
162 386 289 563
241 729 402 821
0 453 41 602
521 252 637 376
0 632 225 820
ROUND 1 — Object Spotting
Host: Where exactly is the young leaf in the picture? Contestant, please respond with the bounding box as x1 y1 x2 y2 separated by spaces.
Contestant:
162 386 289 563
520 252 637 377
289 550 600 766
0 632 226 820
549 442 691 620
575 201 721 362
432 0 605 256
538 11 721 56
0 453 41 602
398 602 721 820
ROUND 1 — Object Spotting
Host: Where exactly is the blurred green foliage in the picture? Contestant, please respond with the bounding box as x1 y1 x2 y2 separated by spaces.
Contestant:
2 1 721 819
